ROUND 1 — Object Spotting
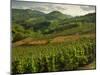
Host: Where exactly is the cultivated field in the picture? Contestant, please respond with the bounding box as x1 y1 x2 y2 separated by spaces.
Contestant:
12 3 96 74
12 34 96 74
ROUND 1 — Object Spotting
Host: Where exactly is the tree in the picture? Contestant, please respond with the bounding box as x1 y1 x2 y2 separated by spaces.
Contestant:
49 20 59 30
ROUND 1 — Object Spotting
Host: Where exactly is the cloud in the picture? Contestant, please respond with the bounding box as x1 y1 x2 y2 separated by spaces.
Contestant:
12 1 96 16
80 6 95 11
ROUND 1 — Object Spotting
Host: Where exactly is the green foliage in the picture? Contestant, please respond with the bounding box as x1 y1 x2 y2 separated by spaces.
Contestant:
12 8 96 40
49 20 60 30
46 11 69 20
12 9 96 74
12 38 96 74
12 9 96 39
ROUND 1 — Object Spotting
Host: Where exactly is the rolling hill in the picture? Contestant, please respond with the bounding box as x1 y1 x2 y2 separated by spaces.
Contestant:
12 9 96 42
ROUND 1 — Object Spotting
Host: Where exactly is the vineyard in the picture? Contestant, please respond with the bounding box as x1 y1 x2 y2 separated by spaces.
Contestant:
11 2 96 74
12 37 96 74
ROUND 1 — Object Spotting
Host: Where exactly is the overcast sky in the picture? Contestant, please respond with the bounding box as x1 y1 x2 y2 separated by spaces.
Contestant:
12 0 96 16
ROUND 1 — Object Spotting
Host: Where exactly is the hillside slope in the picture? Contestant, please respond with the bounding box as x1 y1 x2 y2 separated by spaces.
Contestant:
12 9 96 42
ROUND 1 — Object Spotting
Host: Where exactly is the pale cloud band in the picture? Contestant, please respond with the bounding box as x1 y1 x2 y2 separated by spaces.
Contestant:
12 0 95 16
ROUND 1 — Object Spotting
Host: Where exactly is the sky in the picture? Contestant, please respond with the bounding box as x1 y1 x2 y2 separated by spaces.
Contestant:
12 0 96 16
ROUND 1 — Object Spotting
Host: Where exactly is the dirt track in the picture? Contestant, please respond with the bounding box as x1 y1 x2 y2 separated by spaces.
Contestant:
13 34 95 46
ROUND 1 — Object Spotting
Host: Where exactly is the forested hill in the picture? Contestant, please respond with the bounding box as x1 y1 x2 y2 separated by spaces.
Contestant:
12 9 71 22
12 9 96 42
46 11 71 20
